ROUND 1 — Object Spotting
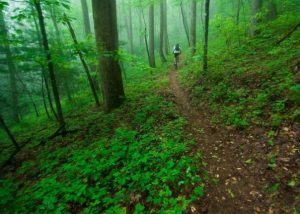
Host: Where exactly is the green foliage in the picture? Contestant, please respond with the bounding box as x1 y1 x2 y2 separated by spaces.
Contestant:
180 16 300 129
0 93 207 213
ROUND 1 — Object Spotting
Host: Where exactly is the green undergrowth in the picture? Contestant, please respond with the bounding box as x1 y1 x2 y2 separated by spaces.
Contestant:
179 19 300 129
0 67 207 213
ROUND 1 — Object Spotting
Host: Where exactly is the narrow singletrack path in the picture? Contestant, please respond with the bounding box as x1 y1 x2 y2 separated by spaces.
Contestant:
169 68 278 214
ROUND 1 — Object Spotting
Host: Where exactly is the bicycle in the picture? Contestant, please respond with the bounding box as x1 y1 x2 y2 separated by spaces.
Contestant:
174 55 179 69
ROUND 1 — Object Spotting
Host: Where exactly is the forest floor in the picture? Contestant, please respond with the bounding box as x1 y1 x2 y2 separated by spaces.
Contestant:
169 63 300 213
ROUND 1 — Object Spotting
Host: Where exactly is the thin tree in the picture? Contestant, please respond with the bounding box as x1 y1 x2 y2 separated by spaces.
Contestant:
180 1 190 47
159 0 167 63
34 0 66 134
80 0 92 36
50 6 73 102
0 8 19 122
16 73 40 117
127 0 134 54
32 8 57 119
190 0 197 55
163 0 170 55
0 115 20 150
266 0 277 21
138 9 144 49
92 0 125 111
149 2 156 68
63 14 100 107
141 8 151 66
250 0 263 37
203 0 210 73
236 0 242 25
41 76 51 119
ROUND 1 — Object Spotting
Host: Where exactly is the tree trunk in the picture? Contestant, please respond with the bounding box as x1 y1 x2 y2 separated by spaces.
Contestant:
0 8 19 123
141 8 151 66
139 9 144 49
16 73 40 117
266 0 277 21
92 0 125 111
50 6 62 45
235 0 242 25
0 115 20 150
159 0 167 63
50 7 74 102
190 0 197 55
203 0 210 73
34 1 66 134
149 3 156 68
127 1 134 54
81 0 92 36
180 1 190 47
64 14 100 107
32 10 58 119
163 0 170 55
41 76 51 119
250 0 263 37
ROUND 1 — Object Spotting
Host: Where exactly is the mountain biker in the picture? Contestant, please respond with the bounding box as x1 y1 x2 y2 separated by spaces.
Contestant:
173 44 181 68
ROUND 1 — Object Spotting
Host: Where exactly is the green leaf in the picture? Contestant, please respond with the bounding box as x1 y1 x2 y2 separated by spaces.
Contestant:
193 186 205 197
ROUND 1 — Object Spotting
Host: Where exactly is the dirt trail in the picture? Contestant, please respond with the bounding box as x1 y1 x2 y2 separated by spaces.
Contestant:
169 69 283 214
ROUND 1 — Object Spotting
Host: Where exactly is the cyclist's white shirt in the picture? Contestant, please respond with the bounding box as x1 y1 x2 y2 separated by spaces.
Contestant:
173 46 181 54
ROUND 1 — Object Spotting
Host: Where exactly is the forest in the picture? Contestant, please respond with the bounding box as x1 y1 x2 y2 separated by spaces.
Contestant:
0 0 299 213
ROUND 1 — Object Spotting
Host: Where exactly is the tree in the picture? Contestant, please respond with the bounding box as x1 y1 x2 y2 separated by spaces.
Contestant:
32 9 58 119
203 0 210 73
148 2 156 68
266 0 277 21
0 7 19 123
250 0 263 37
0 115 20 150
127 0 134 54
141 8 151 66
81 0 92 36
163 0 170 55
63 14 100 107
34 0 66 134
190 0 197 55
180 1 190 47
159 0 167 63
92 0 125 111
236 0 242 25
50 6 73 102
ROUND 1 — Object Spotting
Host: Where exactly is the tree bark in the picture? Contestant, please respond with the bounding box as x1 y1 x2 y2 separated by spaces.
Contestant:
34 1 66 134
32 10 58 119
0 8 19 123
266 0 277 21
127 1 134 54
64 14 100 107
16 73 40 117
250 0 263 37
138 9 143 49
163 0 170 55
50 6 62 45
180 1 190 47
41 75 51 119
141 8 151 66
80 0 92 36
0 115 20 150
203 0 210 73
190 0 197 55
50 7 74 102
236 0 242 25
159 0 167 63
149 3 156 68
92 0 125 111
